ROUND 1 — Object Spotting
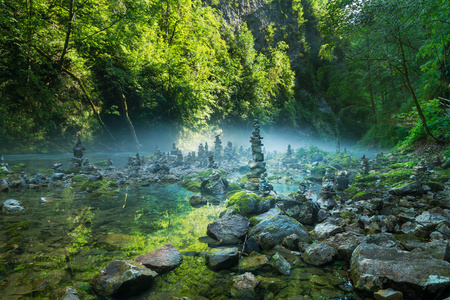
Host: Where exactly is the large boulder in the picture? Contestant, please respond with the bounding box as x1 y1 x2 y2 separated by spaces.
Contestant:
249 215 311 250
351 243 450 299
280 199 318 225
207 214 249 245
2 199 25 215
205 247 239 271
135 243 182 274
91 260 158 297
226 191 275 217
389 182 428 196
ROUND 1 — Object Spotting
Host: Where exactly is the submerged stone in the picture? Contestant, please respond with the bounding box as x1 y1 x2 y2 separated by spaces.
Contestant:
205 247 239 271
135 243 182 274
271 252 291 275
91 260 158 297
2 199 25 215
50 286 79 300
231 272 260 299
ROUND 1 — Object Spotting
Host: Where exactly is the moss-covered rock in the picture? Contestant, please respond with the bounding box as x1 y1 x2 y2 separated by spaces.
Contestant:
180 178 202 193
226 191 275 217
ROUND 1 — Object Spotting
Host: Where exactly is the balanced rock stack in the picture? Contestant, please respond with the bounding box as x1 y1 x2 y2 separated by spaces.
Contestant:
245 119 267 192
214 134 222 161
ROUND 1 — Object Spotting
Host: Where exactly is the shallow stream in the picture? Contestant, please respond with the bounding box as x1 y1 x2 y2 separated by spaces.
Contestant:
1 155 361 299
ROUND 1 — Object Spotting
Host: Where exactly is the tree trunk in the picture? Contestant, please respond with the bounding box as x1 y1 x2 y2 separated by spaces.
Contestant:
59 0 75 70
120 92 142 151
366 35 377 125
398 37 439 143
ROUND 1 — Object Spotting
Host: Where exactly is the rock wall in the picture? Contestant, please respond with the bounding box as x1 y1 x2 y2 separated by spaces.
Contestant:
206 0 314 68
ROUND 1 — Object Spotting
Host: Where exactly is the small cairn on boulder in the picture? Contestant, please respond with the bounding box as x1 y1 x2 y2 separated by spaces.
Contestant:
360 154 369 174
0 154 10 172
281 144 298 169
245 119 267 193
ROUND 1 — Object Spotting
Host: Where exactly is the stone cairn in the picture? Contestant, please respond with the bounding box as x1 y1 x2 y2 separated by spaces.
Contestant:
360 154 369 174
1 154 10 172
70 136 86 169
281 144 298 168
245 119 267 193
214 135 222 162
223 141 235 161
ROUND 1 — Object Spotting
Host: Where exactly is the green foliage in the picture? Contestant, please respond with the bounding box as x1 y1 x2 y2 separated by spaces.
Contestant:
395 99 450 151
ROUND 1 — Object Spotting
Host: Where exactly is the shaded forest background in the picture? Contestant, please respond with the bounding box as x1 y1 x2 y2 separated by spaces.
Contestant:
0 0 449 153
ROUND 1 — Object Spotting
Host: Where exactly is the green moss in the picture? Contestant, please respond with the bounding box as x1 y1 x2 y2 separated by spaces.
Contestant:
227 191 261 216
37 168 54 177
65 167 81 174
80 179 118 196
393 233 425 243
180 178 202 193
227 182 241 191
340 212 356 220
344 186 359 195
94 160 109 167
198 169 226 178
10 163 26 173
72 175 88 183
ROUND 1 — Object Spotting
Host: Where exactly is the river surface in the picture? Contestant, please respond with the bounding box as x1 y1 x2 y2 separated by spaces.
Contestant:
1 154 362 299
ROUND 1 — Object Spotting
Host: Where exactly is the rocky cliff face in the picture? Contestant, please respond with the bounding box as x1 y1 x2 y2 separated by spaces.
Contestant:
207 0 312 69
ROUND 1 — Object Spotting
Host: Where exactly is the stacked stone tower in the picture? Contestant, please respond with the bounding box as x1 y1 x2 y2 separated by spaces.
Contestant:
245 119 267 192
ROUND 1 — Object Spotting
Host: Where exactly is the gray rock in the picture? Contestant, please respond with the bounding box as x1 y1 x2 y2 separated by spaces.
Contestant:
205 247 239 271
312 222 343 240
231 272 260 299
249 215 311 250
351 243 450 300
280 199 318 225
135 243 182 274
189 195 207 207
0 178 8 192
420 240 450 262
2 199 25 215
324 231 364 261
52 173 65 180
389 182 427 196
91 260 158 297
271 252 291 275
238 252 272 273
282 233 299 251
316 197 337 210
207 214 249 244
251 207 280 223
415 208 450 229
50 286 79 300
302 243 337 266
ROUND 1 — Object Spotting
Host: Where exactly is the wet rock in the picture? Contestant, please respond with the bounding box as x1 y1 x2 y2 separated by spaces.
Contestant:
316 197 337 210
324 231 364 261
420 240 450 262
160 174 180 184
238 252 273 273
205 247 239 271
280 199 318 225
52 172 65 180
241 236 260 254
374 288 403 300
2 199 25 215
389 182 428 196
270 252 291 275
249 215 311 250
415 208 450 229
50 286 79 300
351 243 450 300
251 207 280 224
302 243 337 266
312 222 343 240
282 234 299 251
231 272 260 299
226 191 275 217
91 260 158 297
0 178 9 192
256 276 288 294
135 243 182 275
363 233 401 248
189 195 207 207
207 214 249 245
